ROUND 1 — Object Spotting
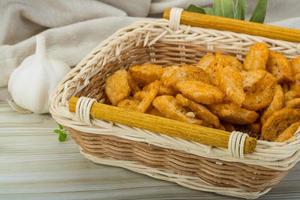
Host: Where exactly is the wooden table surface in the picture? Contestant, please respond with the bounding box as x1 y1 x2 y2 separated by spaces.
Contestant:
1 101 300 200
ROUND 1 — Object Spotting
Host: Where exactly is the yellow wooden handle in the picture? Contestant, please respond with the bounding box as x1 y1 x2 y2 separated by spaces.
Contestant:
163 9 300 43
69 97 257 153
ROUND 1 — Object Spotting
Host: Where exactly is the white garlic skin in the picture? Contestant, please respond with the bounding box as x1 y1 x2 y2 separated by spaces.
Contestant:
8 35 70 114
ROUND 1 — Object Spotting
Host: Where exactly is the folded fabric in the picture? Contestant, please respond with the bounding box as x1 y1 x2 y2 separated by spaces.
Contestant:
0 17 141 87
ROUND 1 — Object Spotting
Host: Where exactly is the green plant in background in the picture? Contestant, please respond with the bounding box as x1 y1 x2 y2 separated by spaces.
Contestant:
54 124 67 142
186 0 268 23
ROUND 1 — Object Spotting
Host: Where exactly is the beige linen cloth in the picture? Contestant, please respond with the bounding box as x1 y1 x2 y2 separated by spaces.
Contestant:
1 0 300 99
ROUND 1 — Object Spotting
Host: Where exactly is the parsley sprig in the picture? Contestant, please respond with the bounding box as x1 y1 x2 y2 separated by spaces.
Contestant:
54 124 67 142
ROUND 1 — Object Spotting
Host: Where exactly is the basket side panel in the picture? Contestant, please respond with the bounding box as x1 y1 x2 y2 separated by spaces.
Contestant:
68 128 288 194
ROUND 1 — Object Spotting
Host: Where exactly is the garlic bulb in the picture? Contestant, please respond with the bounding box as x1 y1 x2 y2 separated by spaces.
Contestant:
8 35 70 113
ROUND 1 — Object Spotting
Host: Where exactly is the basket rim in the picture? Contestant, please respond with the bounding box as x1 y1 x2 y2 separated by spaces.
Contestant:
50 19 300 170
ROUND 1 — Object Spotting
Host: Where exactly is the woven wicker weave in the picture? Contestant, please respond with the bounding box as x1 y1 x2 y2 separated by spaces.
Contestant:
50 8 300 199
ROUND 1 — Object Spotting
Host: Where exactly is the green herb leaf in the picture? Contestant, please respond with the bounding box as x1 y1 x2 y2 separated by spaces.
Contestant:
58 132 67 142
54 129 64 135
213 0 234 18
250 0 268 23
234 0 247 20
54 124 67 142
186 4 205 14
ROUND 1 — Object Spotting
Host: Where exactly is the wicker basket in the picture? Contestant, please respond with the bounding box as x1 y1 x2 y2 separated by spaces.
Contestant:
50 8 300 199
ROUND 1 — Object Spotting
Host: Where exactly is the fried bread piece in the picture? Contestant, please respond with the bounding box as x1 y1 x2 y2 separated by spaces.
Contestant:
285 90 300 102
147 107 164 117
216 52 243 70
241 70 267 92
161 65 210 88
152 95 202 124
133 80 160 112
286 98 300 109
105 69 131 105
117 98 139 111
203 60 222 86
242 72 277 111
290 56 300 74
244 43 269 71
262 108 300 141
290 74 300 92
129 64 164 85
275 122 300 142
216 65 245 106
197 53 216 71
127 72 141 94
267 51 293 83
261 85 284 123
176 80 224 105
176 94 220 128
209 103 259 125
158 85 177 95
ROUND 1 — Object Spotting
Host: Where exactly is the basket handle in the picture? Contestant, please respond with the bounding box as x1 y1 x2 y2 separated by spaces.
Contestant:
163 8 300 43
68 96 257 156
